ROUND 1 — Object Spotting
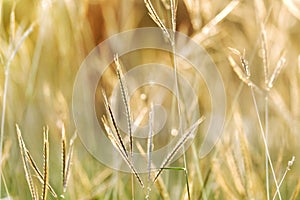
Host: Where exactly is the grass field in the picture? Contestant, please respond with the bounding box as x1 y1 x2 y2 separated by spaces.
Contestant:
0 0 299 199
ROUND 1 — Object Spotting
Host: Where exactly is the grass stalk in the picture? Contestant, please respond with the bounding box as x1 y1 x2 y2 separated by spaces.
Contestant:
250 87 282 200
63 131 77 193
289 178 300 200
0 24 34 195
102 117 144 188
25 150 57 198
61 123 67 191
153 116 205 183
265 94 270 200
261 26 270 200
136 142 170 200
15 125 38 200
102 89 128 158
114 55 132 158
272 156 295 200
41 127 49 200
146 104 154 200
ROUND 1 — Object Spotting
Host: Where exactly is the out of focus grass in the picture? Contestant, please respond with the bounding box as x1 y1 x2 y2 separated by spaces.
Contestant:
0 0 299 199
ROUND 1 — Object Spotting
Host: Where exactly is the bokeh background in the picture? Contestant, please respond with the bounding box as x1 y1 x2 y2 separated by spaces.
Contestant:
0 0 299 199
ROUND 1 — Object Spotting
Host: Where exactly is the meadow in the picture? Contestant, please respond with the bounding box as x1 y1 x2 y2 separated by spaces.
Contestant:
0 0 299 199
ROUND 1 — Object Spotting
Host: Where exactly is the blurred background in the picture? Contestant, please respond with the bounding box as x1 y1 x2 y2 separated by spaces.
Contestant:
0 0 299 199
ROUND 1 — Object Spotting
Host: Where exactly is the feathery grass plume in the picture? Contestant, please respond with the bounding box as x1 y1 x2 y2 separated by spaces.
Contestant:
102 89 128 158
183 0 202 30
25 149 57 198
114 55 133 158
102 116 126 157
15 124 38 200
61 123 67 189
272 156 295 200
228 49 263 94
63 131 77 193
260 23 271 200
225 150 246 196
9 2 16 44
102 117 144 188
144 0 171 41
261 27 269 85
228 55 253 86
267 57 286 89
153 116 205 182
289 179 300 200
170 0 177 34
146 104 154 199
41 126 49 200
192 0 239 42
136 142 170 200
228 47 250 78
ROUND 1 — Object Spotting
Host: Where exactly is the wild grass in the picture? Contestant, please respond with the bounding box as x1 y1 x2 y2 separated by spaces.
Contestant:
0 0 299 199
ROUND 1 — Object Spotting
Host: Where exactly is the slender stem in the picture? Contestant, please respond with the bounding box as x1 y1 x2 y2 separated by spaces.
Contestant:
272 156 295 200
131 175 134 200
265 94 270 200
271 170 287 200
0 24 34 196
191 144 207 200
250 86 282 200
169 0 191 198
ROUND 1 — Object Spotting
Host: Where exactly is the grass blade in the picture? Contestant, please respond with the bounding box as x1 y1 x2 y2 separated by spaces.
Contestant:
41 126 49 200
272 156 295 200
227 53 262 94
268 57 286 89
0 24 35 196
63 131 77 193
153 116 205 182
160 167 191 200
61 123 67 191
102 117 144 188
144 0 171 41
136 142 170 200
146 104 154 199
261 26 269 85
15 124 38 200
289 178 300 200
102 89 128 158
25 150 57 198
114 55 133 158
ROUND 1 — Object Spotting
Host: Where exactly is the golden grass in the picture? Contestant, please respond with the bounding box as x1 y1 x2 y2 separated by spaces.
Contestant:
0 0 299 199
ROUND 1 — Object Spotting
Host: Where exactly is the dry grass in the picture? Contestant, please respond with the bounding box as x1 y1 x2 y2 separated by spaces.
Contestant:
0 0 299 199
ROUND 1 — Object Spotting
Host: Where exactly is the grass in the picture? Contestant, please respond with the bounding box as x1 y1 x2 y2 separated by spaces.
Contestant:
0 0 299 199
